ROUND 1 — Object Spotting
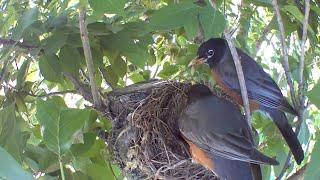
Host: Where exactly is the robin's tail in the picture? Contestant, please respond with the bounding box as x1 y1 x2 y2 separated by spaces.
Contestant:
211 155 261 180
263 107 304 164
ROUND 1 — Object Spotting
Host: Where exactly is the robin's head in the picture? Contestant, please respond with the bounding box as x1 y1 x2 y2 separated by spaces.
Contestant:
189 38 228 69
187 84 212 102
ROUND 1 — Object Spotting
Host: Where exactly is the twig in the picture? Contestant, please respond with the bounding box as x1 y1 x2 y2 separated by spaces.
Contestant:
272 0 298 108
224 32 252 128
79 8 102 108
287 164 307 180
256 15 275 51
298 0 310 109
209 0 252 128
27 90 76 97
63 72 93 102
276 1 310 179
0 38 38 50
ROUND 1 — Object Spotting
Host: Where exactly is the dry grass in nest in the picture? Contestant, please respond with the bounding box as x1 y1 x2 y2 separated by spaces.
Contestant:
108 81 236 179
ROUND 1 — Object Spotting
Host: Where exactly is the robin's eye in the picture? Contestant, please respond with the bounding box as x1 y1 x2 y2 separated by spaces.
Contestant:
207 49 214 58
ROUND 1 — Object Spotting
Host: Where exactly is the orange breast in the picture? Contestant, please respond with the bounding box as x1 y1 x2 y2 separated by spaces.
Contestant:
187 140 214 170
211 70 259 111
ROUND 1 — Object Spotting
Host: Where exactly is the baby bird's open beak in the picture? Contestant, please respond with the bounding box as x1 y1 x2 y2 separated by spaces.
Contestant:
188 57 207 67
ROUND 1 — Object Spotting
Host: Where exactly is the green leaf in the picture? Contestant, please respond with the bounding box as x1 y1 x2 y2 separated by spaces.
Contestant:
43 31 67 55
36 99 91 156
0 104 15 145
102 65 119 87
71 133 96 156
158 62 179 78
16 59 31 90
89 0 126 16
101 30 151 68
12 8 39 40
39 54 62 82
307 82 320 109
183 19 198 39
281 5 315 34
0 146 33 180
129 72 145 83
25 144 60 173
0 104 27 162
146 2 198 32
59 46 82 76
199 5 226 39
298 119 310 146
109 56 127 78
304 138 320 180
73 157 114 180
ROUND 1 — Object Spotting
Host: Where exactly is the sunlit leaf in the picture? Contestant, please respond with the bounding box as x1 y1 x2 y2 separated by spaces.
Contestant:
199 5 226 39
146 2 198 32
304 138 320 180
36 99 91 156
12 8 39 40
308 82 320 109
89 0 126 17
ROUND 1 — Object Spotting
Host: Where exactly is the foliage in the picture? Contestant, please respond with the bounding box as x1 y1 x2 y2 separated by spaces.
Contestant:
0 0 319 179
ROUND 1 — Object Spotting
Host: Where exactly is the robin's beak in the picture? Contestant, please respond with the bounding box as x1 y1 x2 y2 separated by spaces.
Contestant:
188 57 207 67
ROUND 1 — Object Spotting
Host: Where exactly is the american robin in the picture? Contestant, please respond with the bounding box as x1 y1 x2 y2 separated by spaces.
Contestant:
179 84 278 180
189 38 304 164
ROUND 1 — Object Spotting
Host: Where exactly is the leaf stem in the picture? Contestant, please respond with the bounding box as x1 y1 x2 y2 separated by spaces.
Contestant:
59 158 66 180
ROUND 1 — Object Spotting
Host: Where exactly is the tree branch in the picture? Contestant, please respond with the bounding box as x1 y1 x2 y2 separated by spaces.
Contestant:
79 8 102 108
63 72 93 103
275 1 310 178
0 38 38 50
298 0 310 110
272 0 298 108
287 164 307 180
224 32 252 127
27 90 76 97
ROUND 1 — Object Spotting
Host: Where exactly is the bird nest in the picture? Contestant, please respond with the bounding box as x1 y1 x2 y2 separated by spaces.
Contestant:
106 80 225 179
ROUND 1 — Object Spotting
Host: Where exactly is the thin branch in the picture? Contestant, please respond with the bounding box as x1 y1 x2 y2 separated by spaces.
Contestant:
27 90 76 97
0 38 38 50
79 8 102 108
276 1 310 178
256 15 275 51
287 164 307 180
272 0 298 108
224 32 252 128
298 0 310 109
63 72 93 102
209 0 252 129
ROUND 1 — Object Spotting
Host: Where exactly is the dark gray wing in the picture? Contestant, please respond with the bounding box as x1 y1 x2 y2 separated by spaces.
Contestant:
217 48 285 109
179 96 278 165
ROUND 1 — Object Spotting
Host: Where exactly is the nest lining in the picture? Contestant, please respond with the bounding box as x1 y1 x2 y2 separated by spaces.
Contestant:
107 81 234 179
